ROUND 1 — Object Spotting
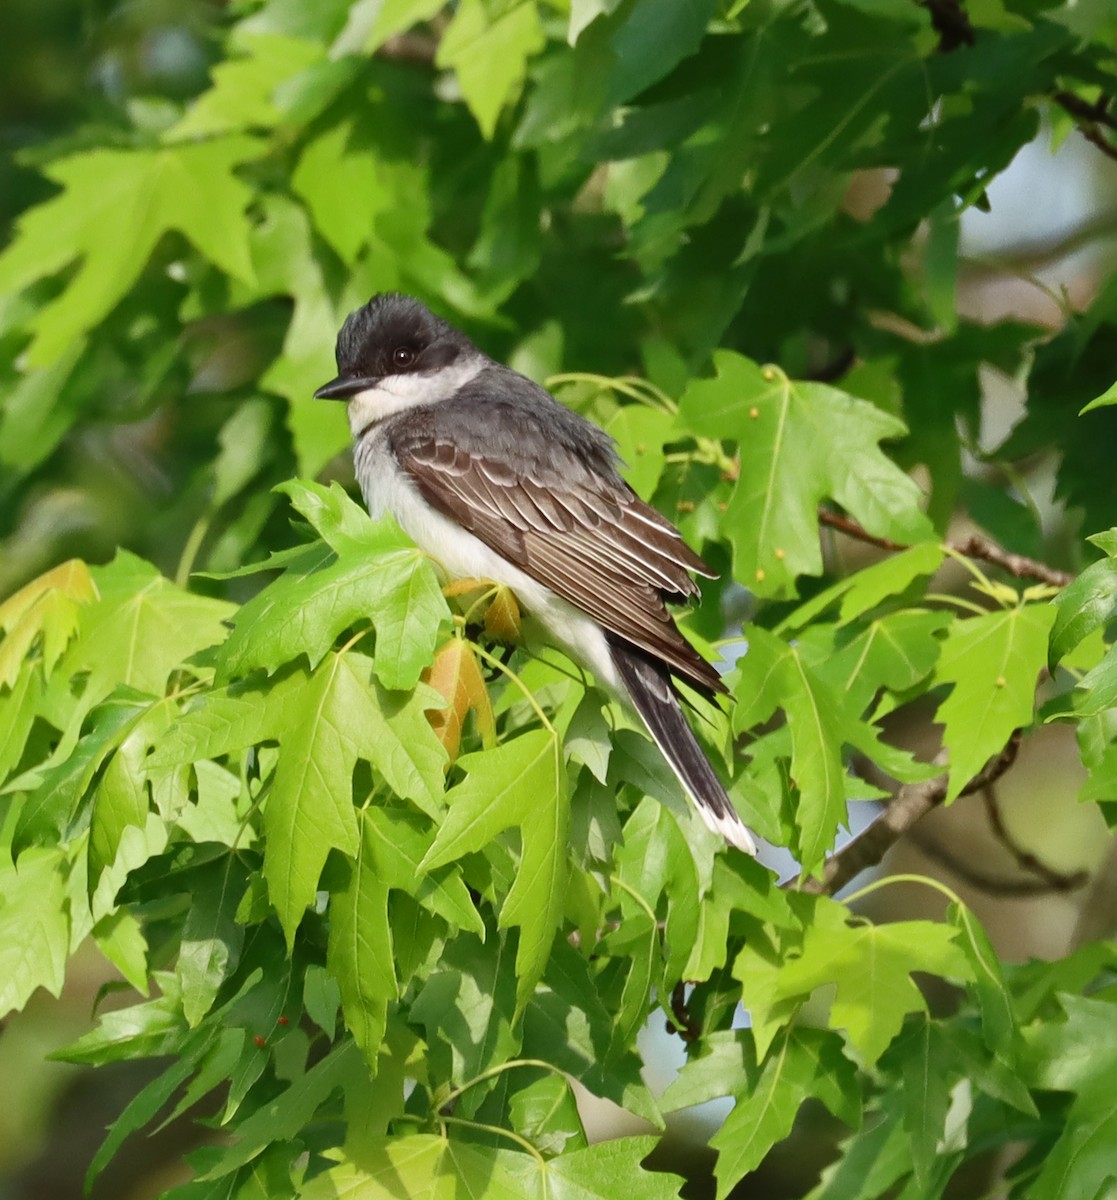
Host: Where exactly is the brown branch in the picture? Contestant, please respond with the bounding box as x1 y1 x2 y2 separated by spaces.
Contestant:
908 792 1089 896
796 731 1023 896
376 31 438 65
669 982 701 1042
818 508 1075 588
1052 90 1116 130
979 785 1089 891
818 508 906 554
1052 90 1117 163
920 0 976 52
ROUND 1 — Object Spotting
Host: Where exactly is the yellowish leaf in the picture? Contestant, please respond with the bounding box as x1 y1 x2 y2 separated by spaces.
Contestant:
0 559 98 686
423 638 495 760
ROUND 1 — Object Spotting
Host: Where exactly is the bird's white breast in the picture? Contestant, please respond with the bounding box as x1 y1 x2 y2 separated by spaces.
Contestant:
354 430 621 693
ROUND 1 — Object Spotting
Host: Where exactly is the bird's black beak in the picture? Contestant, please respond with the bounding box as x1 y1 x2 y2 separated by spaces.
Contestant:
313 375 380 401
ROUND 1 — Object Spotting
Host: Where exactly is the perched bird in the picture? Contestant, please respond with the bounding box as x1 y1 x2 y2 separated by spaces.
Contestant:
315 293 756 854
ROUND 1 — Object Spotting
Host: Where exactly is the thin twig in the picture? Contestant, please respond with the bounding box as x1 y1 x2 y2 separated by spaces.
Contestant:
817 508 1075 588
796 731 1023 896
979 785 1089 892
1052 90 1117 163
920 0 976 51
669 982 701 1042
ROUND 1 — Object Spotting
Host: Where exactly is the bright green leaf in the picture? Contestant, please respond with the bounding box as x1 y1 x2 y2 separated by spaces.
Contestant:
436 0 545 140
0 139 264 364
679 354 931 597
423 729 568 1008
933 602 1055 800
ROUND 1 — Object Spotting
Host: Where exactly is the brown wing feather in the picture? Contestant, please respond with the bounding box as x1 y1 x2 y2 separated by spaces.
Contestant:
394 434 725 697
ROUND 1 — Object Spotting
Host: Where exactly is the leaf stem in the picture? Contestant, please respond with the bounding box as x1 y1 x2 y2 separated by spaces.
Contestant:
841 871 966 910
608 873 659 929
924 591 991 617
439 1115 546 1165
438 1057 566 1112
939 543 1000 598
175 514 212 588
470 642 555 735
545 372 677 414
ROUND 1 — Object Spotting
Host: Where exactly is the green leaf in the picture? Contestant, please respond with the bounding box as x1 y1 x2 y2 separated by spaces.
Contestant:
55 973 186 1065
302 1134 683 1199
366 0 449 48
436 0 546 139
84 1046 201 1190
1080 378 1117 414
201 1041 363 1179
0 557 96 687
889 1020 954 1186
819 609 951 714
10 690 151 851
524 942 662 1126
63 552 234 708
218 485 448 690
661 1029 858 1200
605 405 672 501
606 0 719 105
1049 553 1117 669
0 138 264 365
949 903 1019 1063
781 541 946 633
807 1107 911 1200
751 898 974 1063
89 698 178 889
410 932 519 1109
733 627 928 872
423 729 568 1007
170 33 324 139
262 653 381 944
933 602 1055 800
328 812 395 1068
240 196 351 476
363 807 483 935
1070 641 1117 718
678 354 932 597
1026 995 1117 1200
93 908 149 995
177 857 247 1027
509 1074 586 1156
0 847 69 1016
292 119 386 263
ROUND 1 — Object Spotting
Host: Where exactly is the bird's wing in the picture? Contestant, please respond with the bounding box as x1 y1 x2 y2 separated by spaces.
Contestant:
387 391 725 697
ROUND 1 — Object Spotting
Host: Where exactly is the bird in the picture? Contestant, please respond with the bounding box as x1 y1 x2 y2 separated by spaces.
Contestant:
315 292 756 854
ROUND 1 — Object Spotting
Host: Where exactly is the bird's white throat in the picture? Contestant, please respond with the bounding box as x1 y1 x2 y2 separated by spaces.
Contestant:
347 356 486 439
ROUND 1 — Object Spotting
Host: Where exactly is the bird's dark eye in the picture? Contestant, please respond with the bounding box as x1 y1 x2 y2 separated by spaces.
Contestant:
391 346 416 369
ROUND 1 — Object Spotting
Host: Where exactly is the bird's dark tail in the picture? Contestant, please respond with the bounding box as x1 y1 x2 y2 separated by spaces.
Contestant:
609 640 757 854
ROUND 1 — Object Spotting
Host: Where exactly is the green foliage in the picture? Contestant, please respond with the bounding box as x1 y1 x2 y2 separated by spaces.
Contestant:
3 0 1117 1195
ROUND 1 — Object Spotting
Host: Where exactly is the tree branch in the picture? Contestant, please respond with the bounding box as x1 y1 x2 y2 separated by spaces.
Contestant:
1052 90 1117 163
818 507 1075 588
978 785 1089 892
920 0 976 52
796 731 1023 896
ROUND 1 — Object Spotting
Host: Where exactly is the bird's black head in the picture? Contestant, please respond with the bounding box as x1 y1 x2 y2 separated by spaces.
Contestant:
314 293 476 401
